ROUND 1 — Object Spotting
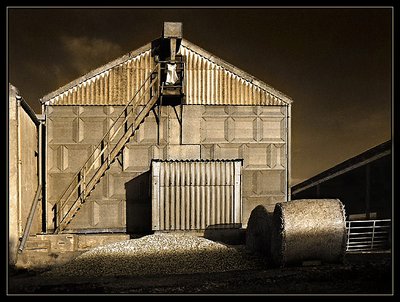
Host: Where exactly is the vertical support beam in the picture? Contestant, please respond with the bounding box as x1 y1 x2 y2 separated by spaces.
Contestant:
365 165 371 219
152 161 161 230
44 105 49 232
16 97 22 237
233 161 242 224
170 38 176 61
286 104 292 201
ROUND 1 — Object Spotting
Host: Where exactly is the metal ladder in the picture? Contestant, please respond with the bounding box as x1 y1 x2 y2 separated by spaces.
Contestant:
53 63 161 233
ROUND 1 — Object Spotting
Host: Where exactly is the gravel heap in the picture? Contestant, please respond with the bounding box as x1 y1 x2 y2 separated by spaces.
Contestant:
43 233 260 278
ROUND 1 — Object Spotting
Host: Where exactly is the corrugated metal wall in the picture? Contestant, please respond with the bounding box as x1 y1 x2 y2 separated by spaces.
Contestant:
180 45 284 106
43 40 291 107
48 50 154 106
152 160 242 231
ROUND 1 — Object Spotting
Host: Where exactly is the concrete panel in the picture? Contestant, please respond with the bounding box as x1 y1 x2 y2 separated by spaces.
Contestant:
168 106 182 145
107 172 141 199
230 106 258 116
166 145 201 160
242 170 285 198
182 105 202 144
135 111 158 144
80 117 107 144
255 170 286 195
48 173 75 201
203 105 229 117
62 199 93 230
267 143 286 169
92 200 125 228
213 144 243 160
228 117 257 142
47 117 75 144
242 144 269 169
201 117 227 143
260 117 285 142
46 106 76 117
123 145 154 172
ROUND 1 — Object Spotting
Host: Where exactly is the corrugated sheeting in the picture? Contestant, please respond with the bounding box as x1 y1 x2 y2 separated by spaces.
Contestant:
44 50 154 106
42 39 292 106
180 44 286 106
152 160 242 231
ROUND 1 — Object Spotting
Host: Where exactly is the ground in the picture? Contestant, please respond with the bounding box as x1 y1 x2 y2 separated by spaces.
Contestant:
7 250 392 295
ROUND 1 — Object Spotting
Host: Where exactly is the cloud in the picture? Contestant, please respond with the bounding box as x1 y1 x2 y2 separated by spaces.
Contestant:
60 35 123 76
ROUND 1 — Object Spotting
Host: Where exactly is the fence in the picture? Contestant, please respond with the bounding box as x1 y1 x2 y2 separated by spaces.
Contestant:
346 219 391 252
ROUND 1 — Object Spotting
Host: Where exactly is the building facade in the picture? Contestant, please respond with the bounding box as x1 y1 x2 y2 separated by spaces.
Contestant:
40 23 293 234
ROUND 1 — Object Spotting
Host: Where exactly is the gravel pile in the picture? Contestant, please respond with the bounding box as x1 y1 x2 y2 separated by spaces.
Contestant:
43 233 260 278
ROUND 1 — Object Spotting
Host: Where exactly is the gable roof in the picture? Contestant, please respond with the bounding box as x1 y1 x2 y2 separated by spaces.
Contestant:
41 39 293 106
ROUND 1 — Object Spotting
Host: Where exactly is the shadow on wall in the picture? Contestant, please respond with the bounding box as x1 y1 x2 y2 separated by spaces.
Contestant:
125 171 152 235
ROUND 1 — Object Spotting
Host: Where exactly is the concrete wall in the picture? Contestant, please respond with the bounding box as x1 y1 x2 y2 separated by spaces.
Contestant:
8 84 40 265
45 104 288 233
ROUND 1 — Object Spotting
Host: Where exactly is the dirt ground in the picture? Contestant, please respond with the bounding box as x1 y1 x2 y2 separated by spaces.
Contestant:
7 251 392 295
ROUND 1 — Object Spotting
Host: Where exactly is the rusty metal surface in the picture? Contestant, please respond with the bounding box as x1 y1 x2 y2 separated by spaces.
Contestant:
41 40 292 107
152 160 242 231
44 50 154 106
180 44 288 106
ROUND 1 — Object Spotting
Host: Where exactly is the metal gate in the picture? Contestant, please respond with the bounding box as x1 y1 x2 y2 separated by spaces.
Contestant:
346 219 391 252
151 160 242 231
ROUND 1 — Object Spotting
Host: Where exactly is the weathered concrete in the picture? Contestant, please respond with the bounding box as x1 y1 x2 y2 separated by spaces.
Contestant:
46 105 288 232
15 233 130 270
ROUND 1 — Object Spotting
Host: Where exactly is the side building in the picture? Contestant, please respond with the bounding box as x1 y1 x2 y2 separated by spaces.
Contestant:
291 140 392 220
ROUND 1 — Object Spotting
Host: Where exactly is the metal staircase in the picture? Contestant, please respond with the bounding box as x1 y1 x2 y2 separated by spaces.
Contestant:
53 63 161 233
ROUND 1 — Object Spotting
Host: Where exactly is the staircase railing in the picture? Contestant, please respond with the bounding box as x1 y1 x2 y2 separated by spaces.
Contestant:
53 63 161 233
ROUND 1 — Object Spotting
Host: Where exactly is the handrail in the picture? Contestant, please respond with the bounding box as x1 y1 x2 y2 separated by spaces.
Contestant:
18 184 42 253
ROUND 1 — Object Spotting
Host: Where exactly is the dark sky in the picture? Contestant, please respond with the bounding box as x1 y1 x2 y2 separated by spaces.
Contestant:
7 7 392 185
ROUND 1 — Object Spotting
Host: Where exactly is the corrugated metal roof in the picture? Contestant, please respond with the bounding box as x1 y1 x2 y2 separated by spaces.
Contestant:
291 140 392 195
41 39 293 106
151 159 244 163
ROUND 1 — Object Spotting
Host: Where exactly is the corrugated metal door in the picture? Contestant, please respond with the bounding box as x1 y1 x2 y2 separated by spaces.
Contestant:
152 160 242 231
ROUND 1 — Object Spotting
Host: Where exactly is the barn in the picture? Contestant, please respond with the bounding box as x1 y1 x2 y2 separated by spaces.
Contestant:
9 22 293 267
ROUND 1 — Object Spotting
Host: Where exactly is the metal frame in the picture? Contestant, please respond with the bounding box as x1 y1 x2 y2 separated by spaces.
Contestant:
346 219 391 252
